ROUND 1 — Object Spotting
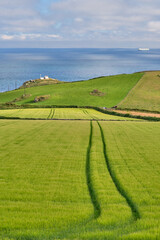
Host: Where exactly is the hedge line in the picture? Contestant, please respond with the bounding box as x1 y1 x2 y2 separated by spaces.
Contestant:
0 103 160 122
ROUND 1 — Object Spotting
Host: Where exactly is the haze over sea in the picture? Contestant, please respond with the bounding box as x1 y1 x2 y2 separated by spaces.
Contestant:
0 48 160 92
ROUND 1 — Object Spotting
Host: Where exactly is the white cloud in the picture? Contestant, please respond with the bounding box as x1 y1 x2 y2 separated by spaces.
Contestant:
148 21 160 32
1 35 14 40
75 18 83 23
0 0 160 46
49 0 160 45
0 0 54 33
47 34 61 38
0 33 61 41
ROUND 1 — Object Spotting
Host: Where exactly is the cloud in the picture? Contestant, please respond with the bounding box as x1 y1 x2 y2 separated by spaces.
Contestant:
0 0 54 33
1 35 14 40
47 34 61 38
0 0 160 46
48 0 160 46
148 21 160 32
0 33 61 41
75 18 83 23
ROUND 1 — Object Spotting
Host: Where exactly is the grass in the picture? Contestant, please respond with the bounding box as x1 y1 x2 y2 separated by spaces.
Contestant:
0 120 92 239
100 121 160 239
0 73 143 107
0 119 160 239
0 108 142 121
118 71 160 112
98 121 140 220
0 108 50 119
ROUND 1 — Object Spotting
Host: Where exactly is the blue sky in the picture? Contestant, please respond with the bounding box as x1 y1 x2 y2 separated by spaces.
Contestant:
0 0 160 48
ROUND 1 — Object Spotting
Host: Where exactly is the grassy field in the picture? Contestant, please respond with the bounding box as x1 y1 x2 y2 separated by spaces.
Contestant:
0 120 92 239
0 108 141 121
118 71 160 112
101 121 160 239
0 119 159 239
0 73 143 107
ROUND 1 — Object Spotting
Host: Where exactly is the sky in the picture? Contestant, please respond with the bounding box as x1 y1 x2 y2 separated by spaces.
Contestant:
0 0 160 48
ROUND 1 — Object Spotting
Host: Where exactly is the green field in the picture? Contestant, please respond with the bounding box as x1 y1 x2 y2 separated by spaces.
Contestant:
0 108 141 121
0 73 143 107
118 71 160 112
0 119 160 239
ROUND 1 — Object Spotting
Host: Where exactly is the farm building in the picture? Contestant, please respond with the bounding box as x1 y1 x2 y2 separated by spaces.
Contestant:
40 75 49 80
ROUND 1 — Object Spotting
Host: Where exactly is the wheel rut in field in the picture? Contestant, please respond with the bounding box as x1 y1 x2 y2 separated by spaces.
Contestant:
47 108 53 119
83 109 98 120
50 109 55 119
86 121 101 219
97 121 141 221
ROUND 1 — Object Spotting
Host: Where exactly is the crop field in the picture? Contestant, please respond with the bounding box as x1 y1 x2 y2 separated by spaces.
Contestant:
0 72 143 107
0 119 159 240
0 108 50 119
47 108 139 120
118 71 160 112
0 108 140 121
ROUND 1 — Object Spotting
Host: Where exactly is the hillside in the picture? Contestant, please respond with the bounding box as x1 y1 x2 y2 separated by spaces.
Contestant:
118 71 160 112
0 73 143 107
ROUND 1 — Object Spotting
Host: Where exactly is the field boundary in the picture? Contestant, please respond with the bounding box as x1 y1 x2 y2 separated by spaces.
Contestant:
0 116 145 122
97 121 141 221
86 121 101 219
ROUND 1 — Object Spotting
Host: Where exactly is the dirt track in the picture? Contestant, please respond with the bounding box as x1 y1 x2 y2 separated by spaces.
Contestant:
112 110 160 118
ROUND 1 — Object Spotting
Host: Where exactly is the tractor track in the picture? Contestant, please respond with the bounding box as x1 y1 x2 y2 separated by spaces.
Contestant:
86 121 101 219
97 121 141 221
47 108 53 119
50 109 55 119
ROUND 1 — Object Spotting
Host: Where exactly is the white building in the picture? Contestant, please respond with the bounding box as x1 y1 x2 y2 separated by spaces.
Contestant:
40 75 49 80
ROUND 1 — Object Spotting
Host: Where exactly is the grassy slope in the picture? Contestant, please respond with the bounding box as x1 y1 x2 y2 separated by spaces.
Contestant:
0 73 143 107
0 108 141 121
0 120 160 239
118 71 160 112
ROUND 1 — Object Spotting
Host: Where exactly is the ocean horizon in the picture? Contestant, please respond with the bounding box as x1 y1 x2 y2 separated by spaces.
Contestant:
0 48 160 92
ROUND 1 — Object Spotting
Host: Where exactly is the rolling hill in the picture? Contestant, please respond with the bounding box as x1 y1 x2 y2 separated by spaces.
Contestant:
118 71 160 112
0 73 143 108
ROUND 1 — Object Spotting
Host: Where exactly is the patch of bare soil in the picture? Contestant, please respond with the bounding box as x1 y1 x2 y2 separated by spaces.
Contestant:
34 95 50 102
12 94 32 102
90 89 105 96
111 109 160 118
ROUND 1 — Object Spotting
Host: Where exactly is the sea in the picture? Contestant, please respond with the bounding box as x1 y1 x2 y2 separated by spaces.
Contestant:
0 48 160 92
